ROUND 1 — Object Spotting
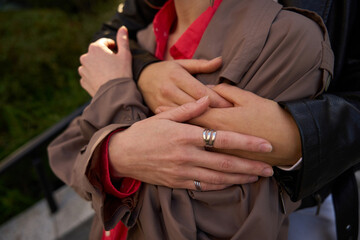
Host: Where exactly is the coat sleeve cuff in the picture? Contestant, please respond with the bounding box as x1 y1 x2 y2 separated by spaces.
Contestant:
79 77 150 140
274 99 321 201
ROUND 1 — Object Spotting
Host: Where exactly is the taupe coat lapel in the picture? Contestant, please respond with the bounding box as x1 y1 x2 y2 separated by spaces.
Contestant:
194 0 282 87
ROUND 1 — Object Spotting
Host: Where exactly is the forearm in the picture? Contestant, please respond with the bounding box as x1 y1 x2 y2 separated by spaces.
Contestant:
275 91 360 200
48 120 141 230
48 78 150 229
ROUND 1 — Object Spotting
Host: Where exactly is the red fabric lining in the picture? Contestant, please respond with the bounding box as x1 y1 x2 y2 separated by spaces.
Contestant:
154 0 222 60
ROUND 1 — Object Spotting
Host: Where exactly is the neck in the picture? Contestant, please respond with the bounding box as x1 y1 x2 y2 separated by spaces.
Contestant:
164 0 212 60
174 0 211 31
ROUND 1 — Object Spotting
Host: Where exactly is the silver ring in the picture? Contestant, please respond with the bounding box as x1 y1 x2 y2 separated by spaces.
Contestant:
194 180 202 191
203 129 217 147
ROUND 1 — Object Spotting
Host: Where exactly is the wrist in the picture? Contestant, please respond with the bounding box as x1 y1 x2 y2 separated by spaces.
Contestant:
278 104 302 164
108 131 128 179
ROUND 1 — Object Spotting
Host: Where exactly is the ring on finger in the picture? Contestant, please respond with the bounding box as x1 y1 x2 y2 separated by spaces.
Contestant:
203 129 217 147
194 180 202 191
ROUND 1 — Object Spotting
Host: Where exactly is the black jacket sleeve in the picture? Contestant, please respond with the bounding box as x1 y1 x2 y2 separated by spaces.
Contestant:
275 92 360 200
92 0 166 80
275 0 360 201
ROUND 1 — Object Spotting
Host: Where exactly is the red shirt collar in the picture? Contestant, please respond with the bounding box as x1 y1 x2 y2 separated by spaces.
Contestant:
153 0 222 60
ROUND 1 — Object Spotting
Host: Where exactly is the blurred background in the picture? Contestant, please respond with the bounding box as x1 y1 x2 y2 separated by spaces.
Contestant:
0 0 121 238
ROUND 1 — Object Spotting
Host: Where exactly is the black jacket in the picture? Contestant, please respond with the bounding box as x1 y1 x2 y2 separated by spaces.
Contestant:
94 0 360 239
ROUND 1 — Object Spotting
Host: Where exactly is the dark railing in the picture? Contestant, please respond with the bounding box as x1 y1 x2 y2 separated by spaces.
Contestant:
0 103 88 213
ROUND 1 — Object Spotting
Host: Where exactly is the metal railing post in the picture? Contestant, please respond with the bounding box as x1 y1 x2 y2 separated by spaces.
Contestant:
32 155 58 213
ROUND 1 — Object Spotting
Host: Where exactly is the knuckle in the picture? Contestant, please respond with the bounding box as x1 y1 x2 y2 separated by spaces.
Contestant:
209 174 224 185
177 104 194 119
200 183 208 191
78 66 83 75
79 78 86 87
88 42 97 51
159 84 173 98
168 67 182 83
195 87 207 98
167 150 182 165
79 54 86 64
219 159 233 170
173 150 190 165
246 163 263 175
177 132 192 146
244 138 258 151
217 136 230 147
179 103 192 112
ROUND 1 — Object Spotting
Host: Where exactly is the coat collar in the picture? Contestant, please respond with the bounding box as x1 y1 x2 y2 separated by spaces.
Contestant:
193 0 282 85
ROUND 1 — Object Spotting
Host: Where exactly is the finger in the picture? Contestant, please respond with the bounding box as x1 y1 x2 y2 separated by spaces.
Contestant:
158 82 196 106
79 78 95 97
176 57 223 74
79 54 87 65
212 83 256 105
185 181 233 191
194 183 232 192
185 127 272 153
116 26 130 53
155 106 174 114
155 96 210 122
181 168 259 190
213 131 273 152
192 150 273 176
93 39 116 54
171 69 232 108
78 65 84 77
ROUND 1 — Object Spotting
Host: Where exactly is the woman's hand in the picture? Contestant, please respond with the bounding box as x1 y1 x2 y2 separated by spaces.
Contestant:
188 84 302 166
78 26 132 97
108 97 274 191
138 57 232 112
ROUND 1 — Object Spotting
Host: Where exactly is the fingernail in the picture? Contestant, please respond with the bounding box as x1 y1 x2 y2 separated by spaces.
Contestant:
259 143 272 152
119 26 128 39
262 168 274 176
197 96 209 103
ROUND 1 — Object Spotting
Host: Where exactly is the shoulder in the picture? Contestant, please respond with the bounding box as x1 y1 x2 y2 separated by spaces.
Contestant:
265 7 331 66
271 8 326 45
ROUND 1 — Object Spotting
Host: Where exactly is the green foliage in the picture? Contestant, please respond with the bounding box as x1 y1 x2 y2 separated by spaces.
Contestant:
0 1 119 159
0 8 91 159
0 0 120 224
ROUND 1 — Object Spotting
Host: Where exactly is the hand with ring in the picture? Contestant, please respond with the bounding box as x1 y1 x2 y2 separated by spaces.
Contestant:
109 96 274 191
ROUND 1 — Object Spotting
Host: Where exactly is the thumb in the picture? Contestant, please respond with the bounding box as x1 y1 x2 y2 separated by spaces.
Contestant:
175 57 222 74
155 96 210 122
155 106 175 114
116 26 130 53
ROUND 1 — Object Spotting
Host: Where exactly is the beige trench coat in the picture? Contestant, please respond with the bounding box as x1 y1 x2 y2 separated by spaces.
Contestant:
48 0 333 239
